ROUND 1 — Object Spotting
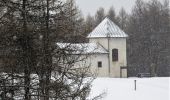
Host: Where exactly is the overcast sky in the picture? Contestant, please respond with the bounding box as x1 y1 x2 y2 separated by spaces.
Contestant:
75 0 166 17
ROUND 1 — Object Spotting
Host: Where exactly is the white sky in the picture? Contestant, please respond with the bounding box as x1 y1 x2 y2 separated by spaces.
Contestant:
75 0 167 17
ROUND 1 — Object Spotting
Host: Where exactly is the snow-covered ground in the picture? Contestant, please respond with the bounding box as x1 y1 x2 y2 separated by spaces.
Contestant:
89 77 170 100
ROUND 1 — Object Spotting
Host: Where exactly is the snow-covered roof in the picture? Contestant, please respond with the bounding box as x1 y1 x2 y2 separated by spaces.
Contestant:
56 43 108 54
88 17 128 38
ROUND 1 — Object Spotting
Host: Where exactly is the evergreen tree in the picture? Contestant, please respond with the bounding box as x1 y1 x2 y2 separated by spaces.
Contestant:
107 6 118 24
95 7 105 26
117 7 128 31
85 14 95 36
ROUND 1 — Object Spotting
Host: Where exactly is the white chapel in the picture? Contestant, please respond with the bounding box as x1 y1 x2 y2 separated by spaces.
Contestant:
57 17 128 78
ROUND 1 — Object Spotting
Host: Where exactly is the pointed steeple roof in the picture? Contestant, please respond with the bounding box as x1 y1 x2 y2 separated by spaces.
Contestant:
87 17 128 38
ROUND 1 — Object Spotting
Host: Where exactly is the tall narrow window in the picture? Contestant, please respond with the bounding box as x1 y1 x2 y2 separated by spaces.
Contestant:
98 61 102 68
112 49 118 61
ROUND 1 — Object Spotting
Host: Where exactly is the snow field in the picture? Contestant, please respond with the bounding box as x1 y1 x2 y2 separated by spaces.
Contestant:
89 77 170 100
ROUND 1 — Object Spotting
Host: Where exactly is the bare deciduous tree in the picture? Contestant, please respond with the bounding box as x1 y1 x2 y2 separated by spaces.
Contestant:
127 0 170 77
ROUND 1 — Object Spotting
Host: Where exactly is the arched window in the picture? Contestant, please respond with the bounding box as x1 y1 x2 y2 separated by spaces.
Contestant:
112 49 118 61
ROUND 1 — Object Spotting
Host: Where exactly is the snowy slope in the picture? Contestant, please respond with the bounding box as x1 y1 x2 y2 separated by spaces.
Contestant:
89 77 170 100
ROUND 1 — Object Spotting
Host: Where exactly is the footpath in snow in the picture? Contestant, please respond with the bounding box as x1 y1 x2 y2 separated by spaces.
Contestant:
89 77 170 100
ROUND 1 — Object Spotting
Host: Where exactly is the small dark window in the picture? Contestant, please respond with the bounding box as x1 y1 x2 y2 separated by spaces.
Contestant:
98 61 102 68
112 49 118 61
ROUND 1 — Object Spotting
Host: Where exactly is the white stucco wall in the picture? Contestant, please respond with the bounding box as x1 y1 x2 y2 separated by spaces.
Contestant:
89 38 109 49
55 37 127 78
89 37 127 78
87 54 109 77
58 54 109 77
109 38 127 78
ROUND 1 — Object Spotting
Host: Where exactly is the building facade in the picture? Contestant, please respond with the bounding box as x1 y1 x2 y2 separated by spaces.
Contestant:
57 17 128 78
87 17 128 78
